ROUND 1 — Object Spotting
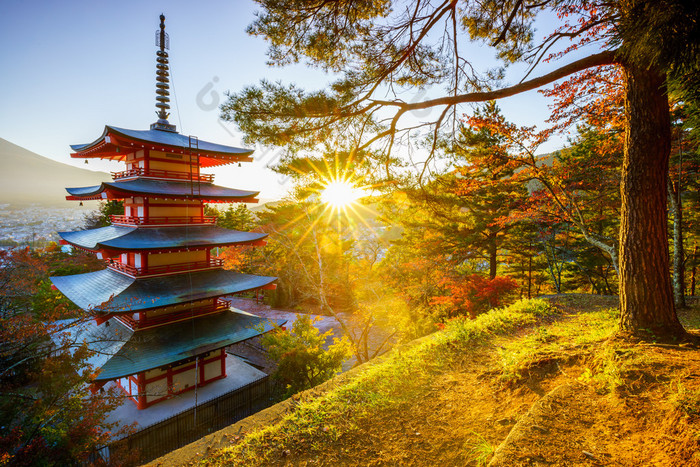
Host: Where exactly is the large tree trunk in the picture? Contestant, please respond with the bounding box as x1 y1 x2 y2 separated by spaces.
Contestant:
618 64 685 338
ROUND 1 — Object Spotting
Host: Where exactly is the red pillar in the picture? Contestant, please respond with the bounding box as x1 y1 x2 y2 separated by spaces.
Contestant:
221 350 227 377
143 197 150 223
136 372 147 410
144 148 150 172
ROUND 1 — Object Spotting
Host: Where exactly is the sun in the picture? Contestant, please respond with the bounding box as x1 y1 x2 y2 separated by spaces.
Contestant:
320 179 364 209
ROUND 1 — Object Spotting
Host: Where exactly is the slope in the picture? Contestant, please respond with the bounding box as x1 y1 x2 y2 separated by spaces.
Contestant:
154 295 700 467
0 137 109 206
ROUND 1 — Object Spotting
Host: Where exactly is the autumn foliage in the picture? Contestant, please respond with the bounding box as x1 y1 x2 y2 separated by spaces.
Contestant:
430 274 519 319
0 245 130 465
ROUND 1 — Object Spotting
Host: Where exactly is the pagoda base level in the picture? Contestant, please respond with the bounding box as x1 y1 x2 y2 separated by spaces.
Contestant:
114 349 227 410
105 354 266 432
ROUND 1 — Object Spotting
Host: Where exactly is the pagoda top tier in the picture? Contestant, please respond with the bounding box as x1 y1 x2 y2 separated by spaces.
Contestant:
70 125 254 167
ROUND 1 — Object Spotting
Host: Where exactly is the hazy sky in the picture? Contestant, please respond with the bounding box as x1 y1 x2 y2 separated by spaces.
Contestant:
0 0 575 200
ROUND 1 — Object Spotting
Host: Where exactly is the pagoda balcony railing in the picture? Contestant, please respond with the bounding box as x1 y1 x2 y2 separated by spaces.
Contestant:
118 298 231 329
107 258 224 276
110 215 217 226
111 167 214 183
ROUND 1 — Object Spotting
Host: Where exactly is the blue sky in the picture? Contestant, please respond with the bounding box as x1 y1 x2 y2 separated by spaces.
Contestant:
0 0 573 200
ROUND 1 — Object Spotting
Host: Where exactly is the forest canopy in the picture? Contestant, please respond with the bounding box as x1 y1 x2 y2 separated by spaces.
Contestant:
221 0 700 339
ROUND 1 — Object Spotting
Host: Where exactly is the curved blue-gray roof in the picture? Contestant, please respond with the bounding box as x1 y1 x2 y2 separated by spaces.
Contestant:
65 178 259 200
59 225 267 251
56 309 285 382
71 125 254 156
50 268 277 313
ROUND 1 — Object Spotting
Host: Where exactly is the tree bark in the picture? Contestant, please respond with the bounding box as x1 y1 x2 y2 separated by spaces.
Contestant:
691 244 697 296
527 249 532 300
618 64 685 337
543 229 562 294
488 234 498 280
667 178 686 308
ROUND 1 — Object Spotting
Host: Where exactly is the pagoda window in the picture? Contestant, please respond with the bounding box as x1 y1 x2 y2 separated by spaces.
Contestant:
148 150 199 173
148 250 206 267
125 205 132 216
137 299 219 328
134 253 142 268
203 349 226 381
172 365 197 393
115 375 139 405
147 202 201 218
120 253 127 264
137 205 144 218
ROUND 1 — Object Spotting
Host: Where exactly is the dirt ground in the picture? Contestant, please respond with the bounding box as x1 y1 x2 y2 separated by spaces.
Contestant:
153 296 700 467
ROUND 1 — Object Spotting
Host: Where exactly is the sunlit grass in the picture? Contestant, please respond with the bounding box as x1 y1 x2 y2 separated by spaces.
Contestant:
495 306 618 386
200 297 700 467
465 431 496 466
204 299 557 466
669 378 700 416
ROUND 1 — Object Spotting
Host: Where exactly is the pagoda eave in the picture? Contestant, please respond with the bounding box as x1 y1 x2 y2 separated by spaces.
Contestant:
64 178 259 203
55 309 286 383
66 194 114 201
58 225 268 252
50 268 277 314
96 239 267 256
70 136 125 161
71 127 255 167
81 240 267 259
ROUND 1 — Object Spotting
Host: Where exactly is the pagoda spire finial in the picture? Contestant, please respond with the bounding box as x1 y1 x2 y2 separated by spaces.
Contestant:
151 14 177 132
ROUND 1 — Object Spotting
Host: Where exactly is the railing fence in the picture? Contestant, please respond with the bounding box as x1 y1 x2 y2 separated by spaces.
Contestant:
99 375 270 464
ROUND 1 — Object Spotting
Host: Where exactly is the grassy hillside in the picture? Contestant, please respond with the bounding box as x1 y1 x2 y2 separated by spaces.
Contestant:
155 295 700 466
0 137 109 206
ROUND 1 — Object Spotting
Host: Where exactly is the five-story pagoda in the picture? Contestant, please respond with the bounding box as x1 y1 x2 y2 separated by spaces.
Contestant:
51 15 278 410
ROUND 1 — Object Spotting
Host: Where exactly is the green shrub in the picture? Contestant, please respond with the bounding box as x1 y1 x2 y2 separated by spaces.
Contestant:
261 314 352 398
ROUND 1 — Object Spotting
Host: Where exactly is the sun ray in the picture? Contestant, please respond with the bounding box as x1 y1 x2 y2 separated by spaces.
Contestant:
272 152 381 251
321 180 364 209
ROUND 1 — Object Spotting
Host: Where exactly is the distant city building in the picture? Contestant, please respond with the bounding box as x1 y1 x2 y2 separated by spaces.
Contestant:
51 15 280 410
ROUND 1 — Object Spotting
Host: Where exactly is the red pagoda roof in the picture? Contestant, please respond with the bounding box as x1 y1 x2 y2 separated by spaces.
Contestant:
70 126 254 167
